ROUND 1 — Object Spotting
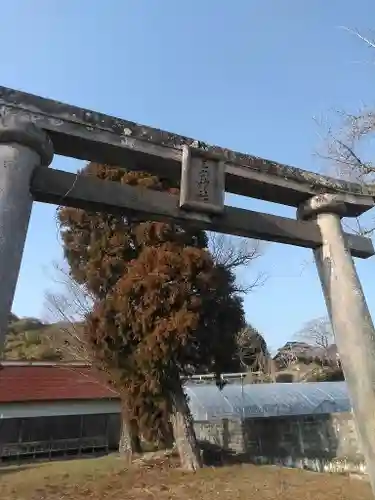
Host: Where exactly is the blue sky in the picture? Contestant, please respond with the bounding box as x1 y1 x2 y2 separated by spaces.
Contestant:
2 0 375 350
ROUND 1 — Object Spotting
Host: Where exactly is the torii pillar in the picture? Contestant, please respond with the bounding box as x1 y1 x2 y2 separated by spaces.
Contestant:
0 115 54 347
299 193 375 490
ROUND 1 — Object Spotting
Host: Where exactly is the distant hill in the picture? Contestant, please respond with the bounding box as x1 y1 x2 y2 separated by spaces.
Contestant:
2 315 344 383
274 341 339 367
273 341 343 382
3 314 85 361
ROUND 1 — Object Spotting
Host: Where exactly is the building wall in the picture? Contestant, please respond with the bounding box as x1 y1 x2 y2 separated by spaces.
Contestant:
0 412 121 460
0 399 121 419
194 419 245 454
0 396 365 475
194 411 366 474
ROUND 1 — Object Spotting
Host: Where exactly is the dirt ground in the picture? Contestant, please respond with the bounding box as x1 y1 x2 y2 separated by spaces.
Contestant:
0 454 372 500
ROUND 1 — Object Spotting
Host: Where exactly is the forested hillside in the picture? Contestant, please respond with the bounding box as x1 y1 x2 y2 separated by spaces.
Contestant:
3 314 344 382
3 314 82 361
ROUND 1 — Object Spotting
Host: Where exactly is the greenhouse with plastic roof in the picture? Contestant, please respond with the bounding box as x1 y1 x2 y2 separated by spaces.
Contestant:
186 381 365 475
185 381 351 421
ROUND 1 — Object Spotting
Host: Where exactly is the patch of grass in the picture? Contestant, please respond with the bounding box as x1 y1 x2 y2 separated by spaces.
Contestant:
0 454 372 500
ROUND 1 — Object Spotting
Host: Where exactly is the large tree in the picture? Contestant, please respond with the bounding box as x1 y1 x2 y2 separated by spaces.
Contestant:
58 163 245 469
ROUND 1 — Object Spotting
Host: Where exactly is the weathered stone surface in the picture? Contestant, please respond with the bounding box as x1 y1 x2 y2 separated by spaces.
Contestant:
1 86 374 210
180 146 225 214
30 167 375 258
298 193 374 219
307 207 375 492
0 137 53 349
0 114 53 166
194 411 365 475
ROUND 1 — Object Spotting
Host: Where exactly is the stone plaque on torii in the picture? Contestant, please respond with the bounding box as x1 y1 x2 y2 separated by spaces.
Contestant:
0 86 375 492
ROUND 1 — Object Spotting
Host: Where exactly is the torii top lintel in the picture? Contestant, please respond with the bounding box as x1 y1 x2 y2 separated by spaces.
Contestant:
0 86 373 217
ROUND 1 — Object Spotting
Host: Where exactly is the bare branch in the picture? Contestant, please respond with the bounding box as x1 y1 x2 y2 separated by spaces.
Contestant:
315 26 375 236
42 261 94 362
296 316 333 350
339 26 375 50
45 261 95 319
208 233 267 293
316 28 375 188
208 233 263 268
316 108 375 236
275 345 298 370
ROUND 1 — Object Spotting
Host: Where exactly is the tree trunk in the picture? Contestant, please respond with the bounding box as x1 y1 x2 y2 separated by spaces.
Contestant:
118 411 133 463
170 379 203 471
118 405 142 461
129 418 142 453
157 420 175 450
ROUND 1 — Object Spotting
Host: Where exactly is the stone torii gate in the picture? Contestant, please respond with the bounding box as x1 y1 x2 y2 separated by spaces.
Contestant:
1 87 375 489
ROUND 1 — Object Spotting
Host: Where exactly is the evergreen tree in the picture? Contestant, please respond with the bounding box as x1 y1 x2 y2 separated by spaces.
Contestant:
237 324 270 372
58 163 245 469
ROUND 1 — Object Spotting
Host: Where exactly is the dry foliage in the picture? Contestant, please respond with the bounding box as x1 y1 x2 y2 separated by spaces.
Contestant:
0 455 370 500
57 163 246 467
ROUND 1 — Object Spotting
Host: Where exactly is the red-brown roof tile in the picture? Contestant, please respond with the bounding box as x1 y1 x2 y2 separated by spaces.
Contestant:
0 363 120 403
